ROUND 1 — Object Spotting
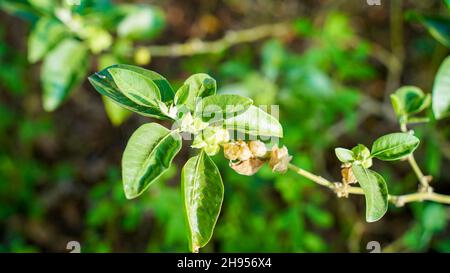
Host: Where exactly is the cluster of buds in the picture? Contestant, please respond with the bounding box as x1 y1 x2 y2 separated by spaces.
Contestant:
179 112 209 134
223 140 292 176
191 126 230 156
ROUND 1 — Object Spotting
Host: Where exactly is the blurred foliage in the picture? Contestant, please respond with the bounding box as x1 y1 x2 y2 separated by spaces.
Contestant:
1 0 450 253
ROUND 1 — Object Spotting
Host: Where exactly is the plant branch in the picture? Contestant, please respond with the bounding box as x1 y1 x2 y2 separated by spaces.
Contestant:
145 22 291 57
400 123 432 190
287 163 450 207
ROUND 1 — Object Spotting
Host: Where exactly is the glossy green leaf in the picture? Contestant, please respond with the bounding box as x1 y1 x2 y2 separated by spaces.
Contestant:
371 133 420 161
181 151 224 252
88 64 174 119
174 84 190 105
110 64 174 101
98 55 132 126
432 56 450 119
175 73 217 110
334 148 354 163
117 5 165 41
28 17 66 63
195 94 253 122
109 67 161 106
390 86 431 117
352 165 388 222
122 123 182 199
222 105 283 137
102 96 132 126
41 38 88 111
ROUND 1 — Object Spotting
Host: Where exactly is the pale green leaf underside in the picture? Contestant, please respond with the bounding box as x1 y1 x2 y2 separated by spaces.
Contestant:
102 96 132 126
41 38 88 111
371 133 419 161
28 17 66 63
432 56 450 119
222 105 283 137
117 5 165 40
122 123 182 199
195 94 253 121
335 148 354 163
352 165 388 222
182 151 224 252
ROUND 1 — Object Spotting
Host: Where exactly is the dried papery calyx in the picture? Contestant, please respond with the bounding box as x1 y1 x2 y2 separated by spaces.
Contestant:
248 140 267 157
225 141 292 175
223 140 252 161
341 164 357 184
269 146 292 174
224 140 269 175
230 158 265 176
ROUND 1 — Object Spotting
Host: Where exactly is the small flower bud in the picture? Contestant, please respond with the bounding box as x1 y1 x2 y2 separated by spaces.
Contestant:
134 47 152 65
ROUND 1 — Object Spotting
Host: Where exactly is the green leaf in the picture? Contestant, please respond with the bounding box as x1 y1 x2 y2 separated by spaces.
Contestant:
122 123 182 199
117 5 165 41
195 94 253 122
351 144 372 168
111 64 174 101
0 1 39 21
418 15 450 48
222 105 283 137
98 55 132 126
29 0 55 13
351 165 388 222
88 64 174 119
28 17 66 63
334 148 354 163
109 67 161 106
181 151 224 252
445 0 450 10
102 96 132 126
41 38 88 111
432 56 450 119
371 133 420 161
422 203 447 233
390 86 431 117
175 73 217 110
174 84 190 105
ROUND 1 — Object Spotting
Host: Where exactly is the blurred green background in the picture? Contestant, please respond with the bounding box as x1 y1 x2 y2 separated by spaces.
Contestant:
1 0 450 253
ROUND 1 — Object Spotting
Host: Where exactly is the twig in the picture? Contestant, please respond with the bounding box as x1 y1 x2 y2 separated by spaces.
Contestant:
287 163 450 207
145 22 291 57
400 123 432 190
